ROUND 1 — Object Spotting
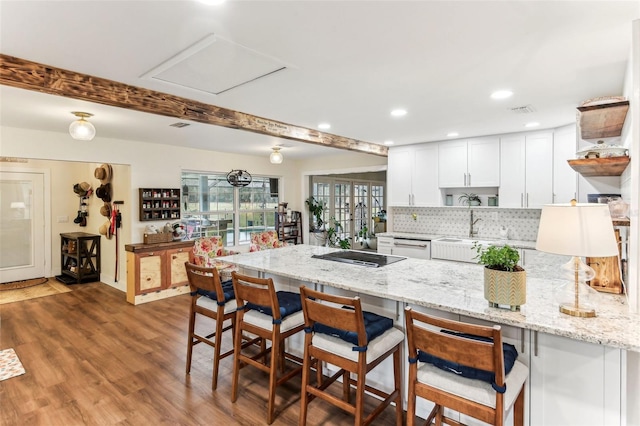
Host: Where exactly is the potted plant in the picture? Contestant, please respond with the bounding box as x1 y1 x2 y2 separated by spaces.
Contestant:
305 196 325 231
459 193 481 207
326 218 351 249
473 243 526 311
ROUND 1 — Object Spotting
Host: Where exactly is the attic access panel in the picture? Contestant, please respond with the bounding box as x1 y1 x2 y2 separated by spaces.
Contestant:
143 34 287 95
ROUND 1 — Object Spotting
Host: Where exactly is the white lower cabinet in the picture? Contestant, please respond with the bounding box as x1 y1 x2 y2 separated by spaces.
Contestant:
445 315 622 426
529 332 622 426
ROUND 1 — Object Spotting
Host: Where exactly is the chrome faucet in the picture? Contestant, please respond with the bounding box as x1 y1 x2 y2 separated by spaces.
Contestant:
469 209 482 238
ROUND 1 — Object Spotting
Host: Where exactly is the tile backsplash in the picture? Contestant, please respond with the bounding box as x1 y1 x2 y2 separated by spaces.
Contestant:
391 207 541 241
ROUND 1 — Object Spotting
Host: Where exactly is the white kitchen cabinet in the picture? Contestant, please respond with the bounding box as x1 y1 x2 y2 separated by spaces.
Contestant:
553 125 577 203
500 132 553 208
438 137 500 188
529 331 622 426
388 143 439 206
460 316 623 426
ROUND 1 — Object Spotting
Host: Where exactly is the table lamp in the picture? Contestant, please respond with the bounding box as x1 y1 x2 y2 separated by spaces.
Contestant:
535 200 618 318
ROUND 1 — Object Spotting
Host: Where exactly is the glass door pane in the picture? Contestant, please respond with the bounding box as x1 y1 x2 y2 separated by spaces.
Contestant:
333 182 351 242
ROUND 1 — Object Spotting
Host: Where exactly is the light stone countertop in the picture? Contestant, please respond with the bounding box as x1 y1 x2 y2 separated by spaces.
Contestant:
222 244 640 352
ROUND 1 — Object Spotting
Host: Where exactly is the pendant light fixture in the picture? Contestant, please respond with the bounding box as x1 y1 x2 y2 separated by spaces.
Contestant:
270 147 283 164
69 112 96 140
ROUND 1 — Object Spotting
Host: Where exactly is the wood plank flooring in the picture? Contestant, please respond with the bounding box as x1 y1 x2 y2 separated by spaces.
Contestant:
0 283 404 425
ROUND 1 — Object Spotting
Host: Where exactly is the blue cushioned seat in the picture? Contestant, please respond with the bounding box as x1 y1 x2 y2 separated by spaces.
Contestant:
246 291 302 319
313 309 394 346
197 279 235 302
417 330 518 385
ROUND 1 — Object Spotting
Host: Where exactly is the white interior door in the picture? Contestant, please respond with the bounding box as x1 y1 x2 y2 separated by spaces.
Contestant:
0 171 45 283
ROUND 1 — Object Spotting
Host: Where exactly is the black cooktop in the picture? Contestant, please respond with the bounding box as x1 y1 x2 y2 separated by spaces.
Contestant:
312 251 406 268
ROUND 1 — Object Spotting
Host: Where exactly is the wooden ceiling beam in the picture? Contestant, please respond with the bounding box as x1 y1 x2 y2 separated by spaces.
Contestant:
0 54 387 157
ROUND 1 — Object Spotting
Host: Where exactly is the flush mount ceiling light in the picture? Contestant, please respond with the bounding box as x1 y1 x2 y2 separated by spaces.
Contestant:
69 112 96 141
270 147 283 164
447 132 459 138
525 122 540 128
490 90 513 100
383 140 395 146
318 123 331 130
390 109 407 117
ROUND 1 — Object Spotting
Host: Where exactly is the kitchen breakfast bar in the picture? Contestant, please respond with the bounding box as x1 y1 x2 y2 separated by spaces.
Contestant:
222 244 640 425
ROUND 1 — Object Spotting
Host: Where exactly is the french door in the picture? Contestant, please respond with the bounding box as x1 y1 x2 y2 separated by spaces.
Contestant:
311 178 385 245
0 170 46 283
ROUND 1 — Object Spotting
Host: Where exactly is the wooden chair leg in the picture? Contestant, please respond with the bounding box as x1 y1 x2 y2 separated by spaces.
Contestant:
343 370 351 403
211 312 224 390
267 337 280 425
231 320 242 403
514 384 525 426
185 307 196 374
434 405 443 426
316 359 323 386
354 363 367 426
299 347 311 426
393 348 403 425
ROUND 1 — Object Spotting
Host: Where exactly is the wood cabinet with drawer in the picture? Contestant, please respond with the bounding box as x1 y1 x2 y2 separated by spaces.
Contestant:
125 240 194 305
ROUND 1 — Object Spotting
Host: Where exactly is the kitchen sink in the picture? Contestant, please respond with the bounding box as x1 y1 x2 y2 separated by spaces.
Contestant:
431 237 496 262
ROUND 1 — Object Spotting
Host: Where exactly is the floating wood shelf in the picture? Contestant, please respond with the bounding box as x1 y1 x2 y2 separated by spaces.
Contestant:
577 100 629 140
567 157 630 177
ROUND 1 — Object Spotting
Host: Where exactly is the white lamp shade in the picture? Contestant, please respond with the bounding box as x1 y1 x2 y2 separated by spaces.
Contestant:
270 149 283 164
69 118 96 140
536 203 618 257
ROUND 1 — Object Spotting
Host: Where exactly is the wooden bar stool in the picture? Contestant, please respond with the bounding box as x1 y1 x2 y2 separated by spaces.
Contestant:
230 271 306 424
298 286 404 426
184 262 238 390
404 308 529 426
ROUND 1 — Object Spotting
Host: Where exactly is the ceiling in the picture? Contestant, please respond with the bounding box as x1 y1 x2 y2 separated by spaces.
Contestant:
1 1 638 160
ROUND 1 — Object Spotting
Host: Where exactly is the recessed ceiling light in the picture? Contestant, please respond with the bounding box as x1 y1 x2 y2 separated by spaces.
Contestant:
446 132 459 138
390 109 407 117
318 123 331 130
197 0 226 5
384 140 395 145
490 90 513 100
524 122 540 128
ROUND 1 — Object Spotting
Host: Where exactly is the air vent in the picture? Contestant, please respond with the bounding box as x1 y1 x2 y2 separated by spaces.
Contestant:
510 105 536 114
170 122 190 128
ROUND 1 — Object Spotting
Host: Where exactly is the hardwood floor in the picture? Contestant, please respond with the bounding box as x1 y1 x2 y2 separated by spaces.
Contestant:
0 283 404 425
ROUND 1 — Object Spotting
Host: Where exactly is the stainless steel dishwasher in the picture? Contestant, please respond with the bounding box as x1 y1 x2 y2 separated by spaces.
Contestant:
391 238 431 260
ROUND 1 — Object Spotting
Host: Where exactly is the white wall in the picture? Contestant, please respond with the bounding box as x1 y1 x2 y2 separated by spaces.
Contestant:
0 125 385 291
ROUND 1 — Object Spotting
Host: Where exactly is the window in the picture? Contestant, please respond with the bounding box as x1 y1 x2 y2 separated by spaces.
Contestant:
181 171 279 247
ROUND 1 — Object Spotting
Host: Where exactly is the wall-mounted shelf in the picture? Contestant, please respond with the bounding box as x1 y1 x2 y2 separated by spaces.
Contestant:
139 188 181 221
567 157 630 177
577 99 629 140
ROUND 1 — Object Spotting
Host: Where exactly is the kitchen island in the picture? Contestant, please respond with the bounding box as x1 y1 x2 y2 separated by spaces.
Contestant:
222 244 639 425
222 244 639 351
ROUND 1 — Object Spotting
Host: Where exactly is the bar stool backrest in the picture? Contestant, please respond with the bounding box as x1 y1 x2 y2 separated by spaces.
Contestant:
185 262 227 302
405 309 506 389
300 286 368 348
232 272 281 322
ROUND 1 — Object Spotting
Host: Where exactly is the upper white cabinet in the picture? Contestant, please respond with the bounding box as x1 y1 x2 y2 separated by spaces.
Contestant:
500 132 553 208
388 143 439 206
438 137 500 188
